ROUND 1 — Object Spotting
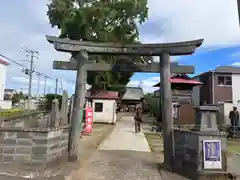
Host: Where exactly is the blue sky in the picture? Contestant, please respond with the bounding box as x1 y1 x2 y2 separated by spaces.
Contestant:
1 0 240 94
131 46 240 92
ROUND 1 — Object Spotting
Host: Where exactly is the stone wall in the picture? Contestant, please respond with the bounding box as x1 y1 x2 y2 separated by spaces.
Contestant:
173 129 227 179
0 125 69 166
0 111 51 129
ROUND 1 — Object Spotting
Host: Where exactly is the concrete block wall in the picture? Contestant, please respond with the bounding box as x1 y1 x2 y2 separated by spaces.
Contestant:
0 125 69 166
173 129 227 179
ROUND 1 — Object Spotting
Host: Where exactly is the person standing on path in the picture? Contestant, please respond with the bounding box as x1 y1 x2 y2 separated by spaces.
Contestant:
134 107 142 133
229 106 239 132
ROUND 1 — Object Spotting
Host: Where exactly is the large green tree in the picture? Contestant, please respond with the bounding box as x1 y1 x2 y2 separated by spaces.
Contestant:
47 0 148 90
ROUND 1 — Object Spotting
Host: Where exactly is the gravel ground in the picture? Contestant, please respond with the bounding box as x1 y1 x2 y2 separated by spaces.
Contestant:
73 150 188 180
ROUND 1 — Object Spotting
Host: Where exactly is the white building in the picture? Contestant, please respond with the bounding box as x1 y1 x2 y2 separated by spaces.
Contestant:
0 59 9 100
86 90 119 124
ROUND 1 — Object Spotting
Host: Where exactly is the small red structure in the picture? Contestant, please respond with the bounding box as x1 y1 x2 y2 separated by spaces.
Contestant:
153 74 203 126
153 74 202 88
153 74 203 103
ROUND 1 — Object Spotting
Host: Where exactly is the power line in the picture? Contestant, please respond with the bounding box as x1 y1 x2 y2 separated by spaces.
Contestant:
0 53 55 80
0 53 76 95
0 53 26 68
0 53 49 79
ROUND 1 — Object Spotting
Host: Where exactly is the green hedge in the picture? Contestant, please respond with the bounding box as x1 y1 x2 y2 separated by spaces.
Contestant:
144 95 161 118
0 108 26 118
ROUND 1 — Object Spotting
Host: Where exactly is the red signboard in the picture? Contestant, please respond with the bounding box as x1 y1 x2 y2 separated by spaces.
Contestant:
83 107 93 135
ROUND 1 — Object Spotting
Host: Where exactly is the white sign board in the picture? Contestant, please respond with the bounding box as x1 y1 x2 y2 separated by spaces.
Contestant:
203 140 222 169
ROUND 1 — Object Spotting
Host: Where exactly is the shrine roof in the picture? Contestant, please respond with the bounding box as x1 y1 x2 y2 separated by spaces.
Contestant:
86 90 119 100
122 87 144 100
153 74 203 87
0 59 9 66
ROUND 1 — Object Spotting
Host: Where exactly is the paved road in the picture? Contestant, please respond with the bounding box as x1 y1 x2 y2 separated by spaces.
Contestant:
72 115 187 180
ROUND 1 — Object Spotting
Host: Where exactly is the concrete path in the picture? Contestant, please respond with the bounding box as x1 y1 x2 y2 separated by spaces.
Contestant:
78 115 188 180
99 115 151 152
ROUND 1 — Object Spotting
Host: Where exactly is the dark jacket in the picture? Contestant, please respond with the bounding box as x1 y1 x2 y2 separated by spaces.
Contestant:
229 110 239 126
134 111 142 123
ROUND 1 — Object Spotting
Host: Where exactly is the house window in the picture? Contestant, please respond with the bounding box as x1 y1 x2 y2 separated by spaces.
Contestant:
94 102 103 112
225 76 232 85
217 76 232 86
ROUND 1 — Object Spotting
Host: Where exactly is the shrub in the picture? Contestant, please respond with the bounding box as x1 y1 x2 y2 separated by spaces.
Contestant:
144 94 162 121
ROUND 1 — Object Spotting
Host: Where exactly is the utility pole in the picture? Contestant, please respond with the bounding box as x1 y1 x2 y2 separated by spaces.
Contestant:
60 79 63 94
44 76 47 96
24 47 39 111
138 80 143 89
55 78 58 95
36 73 40 99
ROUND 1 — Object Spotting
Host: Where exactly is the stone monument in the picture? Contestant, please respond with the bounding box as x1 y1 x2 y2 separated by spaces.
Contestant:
60 90 69 125
51 99 61 127
194 105 219 132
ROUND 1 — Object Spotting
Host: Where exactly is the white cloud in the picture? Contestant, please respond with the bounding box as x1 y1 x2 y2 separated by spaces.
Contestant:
140 0 240 48
232 62 240 66
127 76 159 93
1 0 240 95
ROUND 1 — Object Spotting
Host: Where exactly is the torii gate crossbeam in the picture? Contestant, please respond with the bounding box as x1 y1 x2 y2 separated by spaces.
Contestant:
46 35 203 171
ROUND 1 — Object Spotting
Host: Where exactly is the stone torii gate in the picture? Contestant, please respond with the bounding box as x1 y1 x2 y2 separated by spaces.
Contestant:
46 35 203 170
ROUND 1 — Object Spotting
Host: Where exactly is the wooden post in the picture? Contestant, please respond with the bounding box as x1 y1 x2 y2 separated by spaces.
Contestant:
68 51 88 161
160 53 174 170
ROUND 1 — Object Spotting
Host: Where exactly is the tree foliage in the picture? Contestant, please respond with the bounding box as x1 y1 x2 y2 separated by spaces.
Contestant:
47 0 148 90
11 91 26 105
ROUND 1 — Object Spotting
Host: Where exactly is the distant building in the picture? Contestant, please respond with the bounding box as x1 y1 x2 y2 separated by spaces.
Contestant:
0 59 9 100
121 87 144 112
192 66 240 105
4 89 17 99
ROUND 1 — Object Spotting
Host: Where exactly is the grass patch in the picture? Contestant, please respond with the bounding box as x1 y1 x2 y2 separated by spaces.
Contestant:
0 108 25 118
144 132 164 162
144 132 163 152
228 139 240 154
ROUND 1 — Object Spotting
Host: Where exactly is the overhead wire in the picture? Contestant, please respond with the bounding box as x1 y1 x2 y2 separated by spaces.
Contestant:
0 53 74 82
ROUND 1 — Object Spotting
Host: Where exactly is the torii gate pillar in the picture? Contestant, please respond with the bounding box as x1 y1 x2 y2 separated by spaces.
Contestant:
68 51 87 161
160 53 174 170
